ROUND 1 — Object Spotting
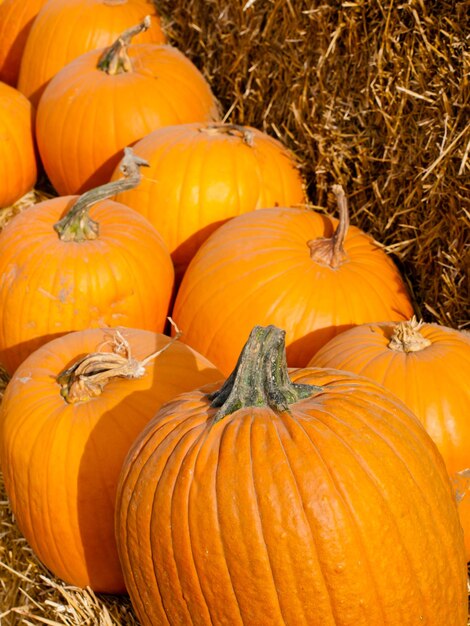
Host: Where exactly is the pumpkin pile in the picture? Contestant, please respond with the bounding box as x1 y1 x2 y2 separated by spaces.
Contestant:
0 0 468 624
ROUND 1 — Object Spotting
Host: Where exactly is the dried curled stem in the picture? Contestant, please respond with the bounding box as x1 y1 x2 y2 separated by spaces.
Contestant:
388 316 432 353
57 319 182 404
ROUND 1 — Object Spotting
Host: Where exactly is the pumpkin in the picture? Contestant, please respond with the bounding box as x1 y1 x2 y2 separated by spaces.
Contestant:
0 81 37 207
172 186 414 376
17 0 166 108
0 148 174 375
0 0 49 87
111 122 306 281
308 317 470 558
35 17 220 195
115 324 467 626
0 326 223 592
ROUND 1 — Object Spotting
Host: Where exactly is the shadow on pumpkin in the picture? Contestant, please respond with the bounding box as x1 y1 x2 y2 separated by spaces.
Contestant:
72 150 130 196
171 218 229 285
75 339 223 594
0 21 35 86
0 331 69 377
285 312 412 368
285 323 357 367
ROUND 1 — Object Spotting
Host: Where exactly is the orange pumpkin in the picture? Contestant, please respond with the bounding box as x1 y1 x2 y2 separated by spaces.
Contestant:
0 149 174 375
111 122 306 280
0 326 223 592
172 186 414 376
35 18 220 195
0 0 49 87
17 0 166 108
0 81 37 207
308 317 470 558
116 325 467 625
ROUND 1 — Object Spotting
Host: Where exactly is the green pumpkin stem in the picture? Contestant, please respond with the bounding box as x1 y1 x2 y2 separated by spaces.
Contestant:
53 147 149 242
307 184 349 268
208 325 321 423
97 15 151 75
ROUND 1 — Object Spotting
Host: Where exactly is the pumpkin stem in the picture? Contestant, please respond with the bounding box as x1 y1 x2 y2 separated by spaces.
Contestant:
208 325 321 423
53 147 149 242
388 316 432 353
97 15 151 75
199 123 254 146
57 320 182 404
307 184 349 268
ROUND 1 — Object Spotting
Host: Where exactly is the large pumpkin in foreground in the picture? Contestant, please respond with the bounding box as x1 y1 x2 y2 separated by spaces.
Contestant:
308 318 470 558
115 325 467 626
172 186 414 375
0 326 223 592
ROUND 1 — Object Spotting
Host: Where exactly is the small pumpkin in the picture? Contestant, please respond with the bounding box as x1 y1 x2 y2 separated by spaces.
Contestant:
0 0 49 86
115 324 467 626
111 122 306 280
0 81 37 207
17 0 166 108
172 186 414 376
0 326 223 592
0 148 174 375
35 17 220 195
308 317 470 558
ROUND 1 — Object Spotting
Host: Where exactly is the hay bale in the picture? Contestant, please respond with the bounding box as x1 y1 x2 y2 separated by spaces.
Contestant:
154 0 469 329
0 188 54 234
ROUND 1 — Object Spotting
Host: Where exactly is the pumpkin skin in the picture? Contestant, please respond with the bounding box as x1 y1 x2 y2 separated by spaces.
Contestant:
115 325 467 626
0 0 49 87
111 122 306 280
308 319 470 558
0 195 174 375
0 81 37 207
0 326 223 592
36 43 220 195
172 205 414 376
17 0 166 108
